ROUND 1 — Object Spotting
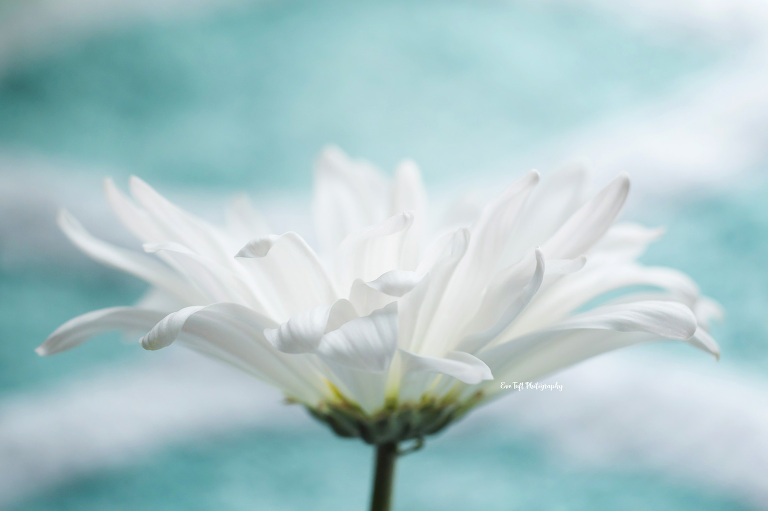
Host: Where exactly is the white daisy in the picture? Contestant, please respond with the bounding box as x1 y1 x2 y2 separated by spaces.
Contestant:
39 146 720 445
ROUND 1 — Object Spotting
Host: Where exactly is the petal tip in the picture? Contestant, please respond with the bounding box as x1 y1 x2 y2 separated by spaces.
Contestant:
235 235 279 258
139 335 159 351
56 208 73 225
396 158 419 173
617 172 631 189
128 175 153 198
140 331 169 351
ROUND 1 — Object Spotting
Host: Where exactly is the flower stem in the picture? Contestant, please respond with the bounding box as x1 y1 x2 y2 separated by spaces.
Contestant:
369 442 398 511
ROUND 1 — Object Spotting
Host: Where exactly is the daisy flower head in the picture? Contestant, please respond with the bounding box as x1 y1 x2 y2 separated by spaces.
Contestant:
39 147 720 445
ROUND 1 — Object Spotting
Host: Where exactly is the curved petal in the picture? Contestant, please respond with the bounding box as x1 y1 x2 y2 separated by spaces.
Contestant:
461 170 539 282
481 329 651 388
458 249 545 353
420 172 539 353
400 350 493 385
555 300 697 339
541 174 630 259
392 160 426 216
225 194 271 243
392 160 427 268
591 222 665 262
335 212 414 288
264 299 357 354
264 306 329 354
400 228 470 353
146 241 258 307
503 164 588 263
363 270 422 297
129 176 232 263
317 303 398 372
479 300 699 381
141 305 207 351
37 307 167 356
688 327 721 360
138 302 328 405
509 263 701 338
58 210 199 303
349 270 422 317
312 146 389 256
546 257 587 274
236 232 338 318
104 178 165 242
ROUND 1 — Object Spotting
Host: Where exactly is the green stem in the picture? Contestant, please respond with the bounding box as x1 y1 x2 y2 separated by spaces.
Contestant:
369 442 398 511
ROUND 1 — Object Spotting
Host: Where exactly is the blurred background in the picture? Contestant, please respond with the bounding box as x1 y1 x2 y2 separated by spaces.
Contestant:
1 0 768 509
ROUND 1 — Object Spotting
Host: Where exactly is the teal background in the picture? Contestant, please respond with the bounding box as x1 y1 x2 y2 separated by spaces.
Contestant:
0 0 719 190
1 1 765 510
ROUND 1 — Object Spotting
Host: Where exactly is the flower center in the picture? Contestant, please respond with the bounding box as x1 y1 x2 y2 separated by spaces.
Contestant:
303 386 484 445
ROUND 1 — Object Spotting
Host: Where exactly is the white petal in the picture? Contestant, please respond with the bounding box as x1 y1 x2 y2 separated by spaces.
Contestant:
236 232 337 317
541 174 630 259
138 302 328 404
463 170 539 279
591 222 665 261
399 228 470 353
392 159 426 216
479 299 698 379
419 172 539 353
556 300 697 339
317 303 398 372
322 362 389 415
481 302 699 386
437 191 484 230
362 270 422 297
349 270 422 317
547 256 587 274
312 146 389 256
103 178 165 242
325 298 359 331
264 299 357 354
459 250 539 333
503 164 588 263
141 305 208 351
58 210 200 303
235 235 278 258
481 320 717 394
263 306 329 354
694 297 724 330
226 194 271 244
687 327 721 360
392 159 427 268
458 249 545 353
129 176 232 262
335 212 414 288
415 229 463 274
481 329 651 387
145 241 256 306
37 307 167 356
400 350 493 384
509 263 701 338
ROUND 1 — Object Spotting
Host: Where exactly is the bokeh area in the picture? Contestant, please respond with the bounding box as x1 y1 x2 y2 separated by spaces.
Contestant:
2 1 768 509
